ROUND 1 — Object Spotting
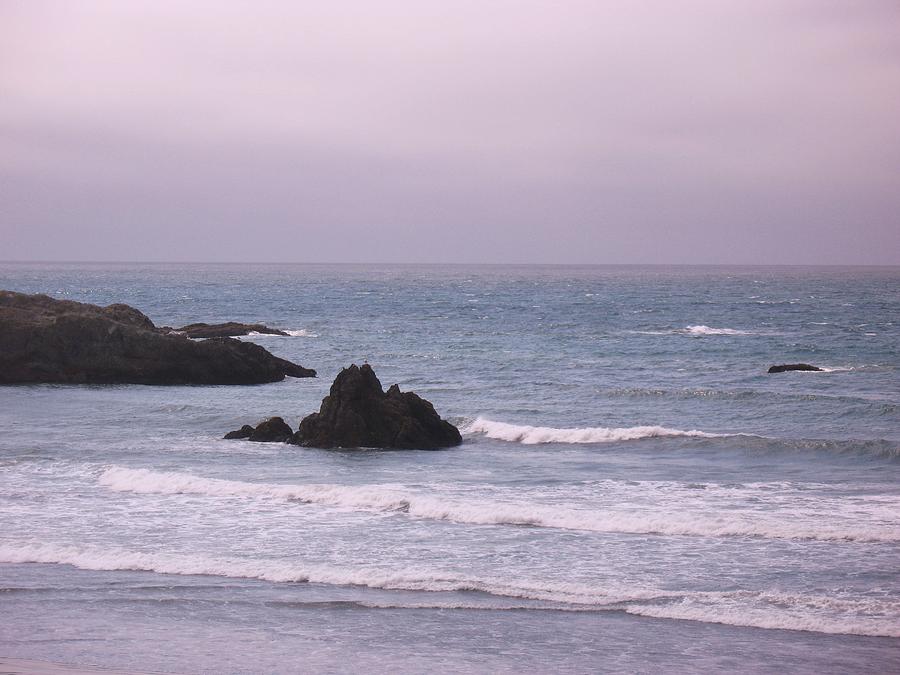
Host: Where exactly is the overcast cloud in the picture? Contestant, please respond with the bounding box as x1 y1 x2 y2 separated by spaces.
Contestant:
1 1 898 263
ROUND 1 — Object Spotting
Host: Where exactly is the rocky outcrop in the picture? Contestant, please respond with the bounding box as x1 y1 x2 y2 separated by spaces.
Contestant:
250 417 294 442
224 425 255 439
768 363 823 373
293 364 461 449
171 322 289 338
225 418 294 442
0 290 316 384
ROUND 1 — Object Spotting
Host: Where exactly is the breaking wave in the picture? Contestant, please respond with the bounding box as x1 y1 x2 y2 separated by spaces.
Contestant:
462 417 724 444
684 325 749 335
96 467 900 542
461 418 899 459
630 326 752 336
2 542 897 637
245 329 317 337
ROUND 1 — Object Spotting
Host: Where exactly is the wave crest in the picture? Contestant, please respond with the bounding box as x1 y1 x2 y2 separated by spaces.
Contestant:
684 325 748 335
462 417 723 444
2 542 897 637
96 467 899 543
245 329 317 337
630 326 752 336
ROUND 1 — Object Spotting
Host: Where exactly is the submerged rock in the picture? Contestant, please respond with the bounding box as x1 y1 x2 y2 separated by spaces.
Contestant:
0 290 316 384
173 322 289 338
293 364 462 449
767 363 823 373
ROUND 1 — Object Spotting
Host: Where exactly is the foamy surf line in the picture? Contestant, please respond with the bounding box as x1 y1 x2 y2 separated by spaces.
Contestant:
96 467 900 542
462 417 726 444
631 325 753 336
243 329 317 338
2 542 897 637
0 541 630 606
684 325 749 335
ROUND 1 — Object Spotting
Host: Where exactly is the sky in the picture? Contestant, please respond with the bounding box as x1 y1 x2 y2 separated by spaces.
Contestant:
1 0 899 264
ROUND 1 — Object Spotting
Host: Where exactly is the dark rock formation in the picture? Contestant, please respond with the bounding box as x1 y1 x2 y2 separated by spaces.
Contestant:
224 418 294 442
768 363 823 373
224 425 255 439
293 364 461 449
248 417 294 442
0 290 316 384
103 304 157 330
173 322 289 338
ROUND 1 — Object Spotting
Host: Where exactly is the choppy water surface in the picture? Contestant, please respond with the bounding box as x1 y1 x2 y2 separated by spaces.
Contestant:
1 263 898 673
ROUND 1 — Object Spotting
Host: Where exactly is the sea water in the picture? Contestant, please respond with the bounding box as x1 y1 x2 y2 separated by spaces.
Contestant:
0 263 898 673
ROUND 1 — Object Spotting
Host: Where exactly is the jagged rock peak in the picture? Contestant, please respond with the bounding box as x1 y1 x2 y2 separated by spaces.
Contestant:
293 364 462 450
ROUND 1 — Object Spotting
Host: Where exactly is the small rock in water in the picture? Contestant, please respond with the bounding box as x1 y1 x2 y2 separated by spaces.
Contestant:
224 425 255 440
249 417 294 442
225 418 294 442
174 322 289 338
767 363 823 373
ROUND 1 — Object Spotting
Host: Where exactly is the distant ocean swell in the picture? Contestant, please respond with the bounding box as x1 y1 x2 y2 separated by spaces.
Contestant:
97 467 900 542
598 388 893 406
2 542 897 638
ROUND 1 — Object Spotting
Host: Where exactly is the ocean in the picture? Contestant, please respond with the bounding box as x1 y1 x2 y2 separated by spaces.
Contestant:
0 262 898 673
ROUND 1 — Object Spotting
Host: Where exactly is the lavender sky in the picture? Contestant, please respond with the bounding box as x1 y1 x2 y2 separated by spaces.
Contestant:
1 1 898 264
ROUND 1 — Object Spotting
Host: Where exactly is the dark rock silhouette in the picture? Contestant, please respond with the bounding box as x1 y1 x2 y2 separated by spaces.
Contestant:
224 418 294 442
293 364 462 449
248 417 294 442
172 322 289 338
0 290 316 384
224 425 255 440
225 418 293 442
767 363 823 373
103 304 157 330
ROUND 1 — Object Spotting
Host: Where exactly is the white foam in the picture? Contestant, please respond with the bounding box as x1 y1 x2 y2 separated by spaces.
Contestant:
96 467 900 543
683 325 748 336
628 326 752 336
0 541 626 605
98 467 411 510
621 590 900 637
245 329 317 337
462 417 723 444
2 542 896 637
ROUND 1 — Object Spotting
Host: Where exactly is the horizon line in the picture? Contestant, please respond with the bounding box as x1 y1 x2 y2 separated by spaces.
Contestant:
2 259 900 268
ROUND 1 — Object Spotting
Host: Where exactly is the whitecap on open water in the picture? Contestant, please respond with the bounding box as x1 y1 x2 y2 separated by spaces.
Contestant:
1 263 898 673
